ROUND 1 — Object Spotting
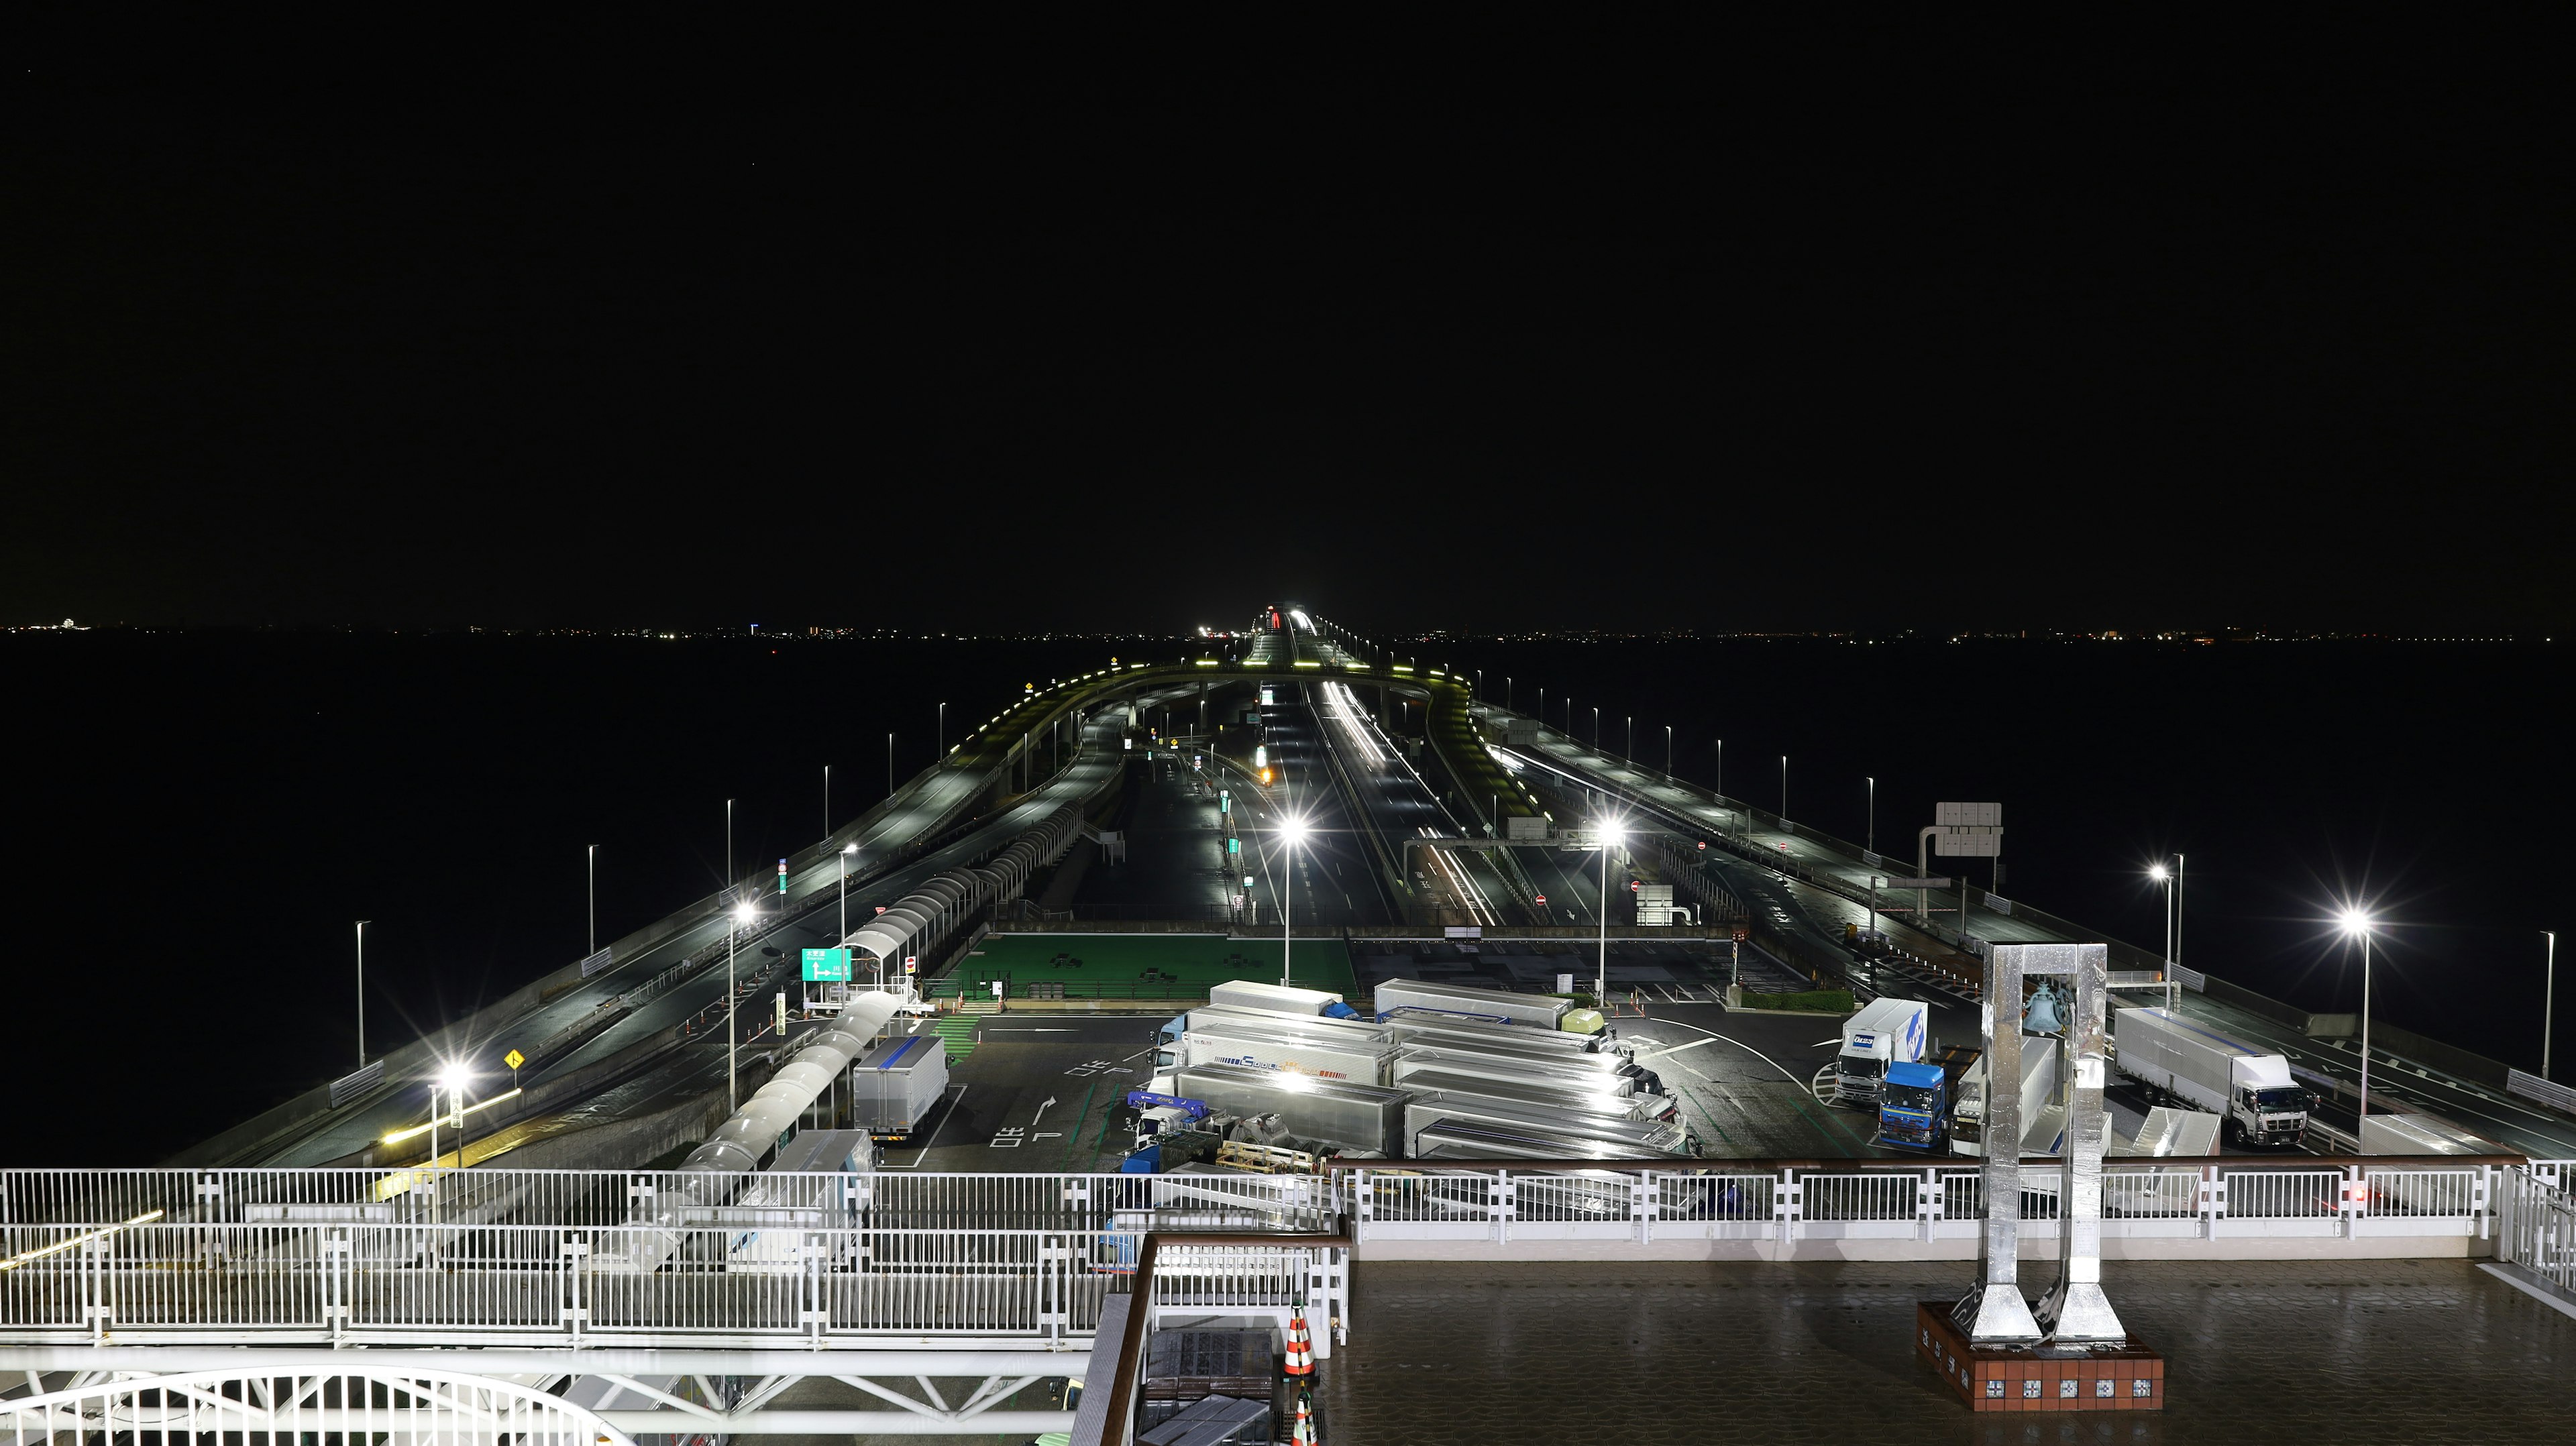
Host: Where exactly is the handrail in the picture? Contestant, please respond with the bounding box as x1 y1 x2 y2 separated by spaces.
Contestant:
1322 1152 2532 1172
1085 1231 1352 1446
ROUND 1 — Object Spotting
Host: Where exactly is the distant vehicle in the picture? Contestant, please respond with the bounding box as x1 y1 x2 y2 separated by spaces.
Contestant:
2112 1007 2308 1148
1834 997 1928 1108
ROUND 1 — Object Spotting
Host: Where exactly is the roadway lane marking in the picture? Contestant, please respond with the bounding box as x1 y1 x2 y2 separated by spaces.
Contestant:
881 1085 969 1169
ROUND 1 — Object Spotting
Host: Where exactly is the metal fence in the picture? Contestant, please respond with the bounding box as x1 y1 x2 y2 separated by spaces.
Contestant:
2496 1166 2576 1296
1345 1161 2522 1246
0 1168 1338 1347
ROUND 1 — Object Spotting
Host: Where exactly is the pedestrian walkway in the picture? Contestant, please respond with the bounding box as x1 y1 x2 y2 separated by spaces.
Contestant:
1320 1258 2572 1442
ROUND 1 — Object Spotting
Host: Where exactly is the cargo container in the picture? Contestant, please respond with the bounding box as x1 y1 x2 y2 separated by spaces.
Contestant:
1373 978 1571 1031
848 1032 950 1139
1833 997 1929 1108
1391 1045 1644 1095
1186 1005 1399 1046
1949 1036 2060 1158
722 1128 871 1273
2110 1105 2222 1159
1414 1119 1662 1162
1392 1069 1675 1123
2112 1007 2308 1148
1376 1011 1621 1060
1208 979 1352 1018
1173 1063 1410 1156
1179 1016 1401 1084
1402 1093 1694 1158
2359 1109 2496 1156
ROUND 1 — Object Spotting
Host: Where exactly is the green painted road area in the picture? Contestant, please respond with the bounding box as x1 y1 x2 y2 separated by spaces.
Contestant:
953 933 1360 999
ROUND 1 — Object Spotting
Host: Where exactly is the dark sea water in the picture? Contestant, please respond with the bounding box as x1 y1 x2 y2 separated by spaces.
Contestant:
4 632 2564 1165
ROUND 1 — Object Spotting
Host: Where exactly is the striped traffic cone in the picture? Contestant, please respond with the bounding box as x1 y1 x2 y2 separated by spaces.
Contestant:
1283 1301 1315 1378
1290 1388 1317 1445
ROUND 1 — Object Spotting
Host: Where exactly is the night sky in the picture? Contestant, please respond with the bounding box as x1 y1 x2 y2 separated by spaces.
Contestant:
7 56 2573 634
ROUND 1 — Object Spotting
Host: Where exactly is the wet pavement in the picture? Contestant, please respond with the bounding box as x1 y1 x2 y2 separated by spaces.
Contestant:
1320 1258 2573 1443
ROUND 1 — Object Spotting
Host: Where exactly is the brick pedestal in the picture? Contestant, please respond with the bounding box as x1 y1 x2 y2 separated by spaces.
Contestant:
1915 1302 2165 1412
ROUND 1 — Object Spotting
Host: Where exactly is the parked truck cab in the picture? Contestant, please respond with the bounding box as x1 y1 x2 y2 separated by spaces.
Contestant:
1876 1060 1950 1150
1834 997 1929 1108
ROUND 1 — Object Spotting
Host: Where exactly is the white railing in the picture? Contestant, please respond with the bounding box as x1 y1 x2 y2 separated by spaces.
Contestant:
2496 1167 2576 1295
0 1169 1336 1348
0 1368 629 1446
1346 1162 2513 1247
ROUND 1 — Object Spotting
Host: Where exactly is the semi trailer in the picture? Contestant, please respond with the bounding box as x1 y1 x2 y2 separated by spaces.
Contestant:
1373 977 1572 1031
1178 1014 1402 1084
847 1032 949 1140
2112 1007 2309 1148
1401 1093 1696 1158
1949 1038 2062 1158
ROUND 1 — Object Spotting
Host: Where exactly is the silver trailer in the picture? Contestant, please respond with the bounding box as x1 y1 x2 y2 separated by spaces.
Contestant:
1373 978 1571 1030
2113 1007 2308 1147
1402 1093 1694 1158
1393 1044 1640 1093
722 1128 873 1273
1415 1120 1662 1162
848 1032 949 1139
1173 1063 1409 1156
1208 979 1344 1017
1185 1005 1397 1048
1377 1011 1624 1061
1179 1015 1401 1085
1394 1068 1676 1123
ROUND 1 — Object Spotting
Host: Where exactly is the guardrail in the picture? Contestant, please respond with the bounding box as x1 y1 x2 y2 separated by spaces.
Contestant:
1338 1158 2533 1250
2496 1166 2576 1297
0 1170 1338 1347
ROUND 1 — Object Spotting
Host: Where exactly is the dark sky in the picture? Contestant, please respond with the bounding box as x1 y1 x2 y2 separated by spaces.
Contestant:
7 56 2572 634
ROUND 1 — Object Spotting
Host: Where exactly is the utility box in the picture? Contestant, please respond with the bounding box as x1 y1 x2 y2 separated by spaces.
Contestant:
1506 815 1548 840
848 1032 950 1140
1501 720 1542 746
1637 883 1674 926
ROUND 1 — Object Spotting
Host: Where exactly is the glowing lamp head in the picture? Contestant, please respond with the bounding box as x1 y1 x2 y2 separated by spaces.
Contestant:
733 901 757 927
439 1062 470 1095
843 842 859 854
2149 864 2169 882
1599 820 1625 846
2337 908 2373 938
1281 816 1310 848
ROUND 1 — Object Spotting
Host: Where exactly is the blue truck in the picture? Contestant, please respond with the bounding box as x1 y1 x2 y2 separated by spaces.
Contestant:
1875 1046 1978 1152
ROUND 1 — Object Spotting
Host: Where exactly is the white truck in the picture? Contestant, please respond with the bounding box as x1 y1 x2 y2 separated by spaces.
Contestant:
2111 1007 2309 1148
1949 1036 2062 1158
1833 997 1928 1108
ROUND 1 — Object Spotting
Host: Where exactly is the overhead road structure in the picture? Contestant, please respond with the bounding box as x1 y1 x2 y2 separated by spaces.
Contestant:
1478 703 2576 1161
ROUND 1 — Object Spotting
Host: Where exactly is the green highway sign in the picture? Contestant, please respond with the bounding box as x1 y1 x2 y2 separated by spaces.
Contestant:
801 948 852 982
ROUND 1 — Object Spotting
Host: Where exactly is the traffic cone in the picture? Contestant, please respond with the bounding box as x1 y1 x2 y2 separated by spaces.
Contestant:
1283 1300 1315 1378
1290 1389 1317 1445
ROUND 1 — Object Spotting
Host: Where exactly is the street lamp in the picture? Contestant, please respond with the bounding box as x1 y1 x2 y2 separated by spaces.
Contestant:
1666 725 1674 777
730 899 756 1110
2149 863 2172 966
725 799 734 897
2545 930 2559 1082
938 702 947 761
1278 815 1310 987
1866 779 1875 854
840 842 858 946
354 921 369 1069
2338 907 2376 1136
1595 820 1626 1007
1780 756 1789 825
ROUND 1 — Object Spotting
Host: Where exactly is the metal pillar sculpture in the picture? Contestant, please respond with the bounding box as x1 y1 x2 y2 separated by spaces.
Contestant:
1951 941 2042 1345
2033 942 2127 1344
1951 941 2126 1347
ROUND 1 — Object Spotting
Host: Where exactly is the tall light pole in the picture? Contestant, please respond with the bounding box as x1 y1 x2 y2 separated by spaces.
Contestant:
1592 706 1600 750
1666 725 1674 777
1780 756 1789 825
729 900 755 1111
1279 815 1309 987
887 732 895 799
2149 863 2172 965
823 766 830 840
725 799 735 898
1596 820 1625 1005
2338 908 2376 1136
2174 854 2186 968
2534 928 2555 1077
1866 779 1875 854
1625 715 1633 762
840 842 857 944
938 702 947 760
355 921 368 1068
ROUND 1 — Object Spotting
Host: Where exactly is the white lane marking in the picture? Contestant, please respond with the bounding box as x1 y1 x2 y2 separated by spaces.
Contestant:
881 1084 968 1169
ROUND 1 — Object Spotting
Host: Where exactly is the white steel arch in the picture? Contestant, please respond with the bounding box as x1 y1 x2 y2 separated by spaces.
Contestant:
1 1366 630 1446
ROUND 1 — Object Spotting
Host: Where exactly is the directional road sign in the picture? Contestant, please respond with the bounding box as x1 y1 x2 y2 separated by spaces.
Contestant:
802 948 853 982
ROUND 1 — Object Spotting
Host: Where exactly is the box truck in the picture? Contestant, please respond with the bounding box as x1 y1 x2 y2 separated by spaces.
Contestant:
1833 997 1929 1108
1949 1038 2061 1158
1208 979 1358 1019
848 1032 949 1141
2111 1007 2308 1148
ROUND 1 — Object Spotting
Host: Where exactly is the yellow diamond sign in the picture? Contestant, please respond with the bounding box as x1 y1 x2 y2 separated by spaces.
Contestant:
504 1049 525 1070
